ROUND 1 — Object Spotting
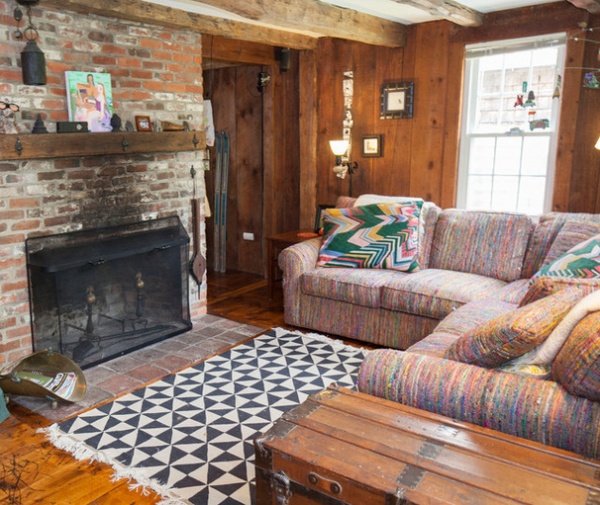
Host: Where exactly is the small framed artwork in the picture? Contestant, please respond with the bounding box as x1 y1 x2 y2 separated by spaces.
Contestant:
380 81 414 119
362 134 383 157
314 204 335 233
135 115 152 132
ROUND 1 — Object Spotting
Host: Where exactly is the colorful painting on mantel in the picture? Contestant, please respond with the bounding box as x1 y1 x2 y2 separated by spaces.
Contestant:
65 71 113 132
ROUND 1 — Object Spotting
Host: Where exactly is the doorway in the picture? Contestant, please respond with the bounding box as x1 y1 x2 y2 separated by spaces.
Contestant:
203 64 265 276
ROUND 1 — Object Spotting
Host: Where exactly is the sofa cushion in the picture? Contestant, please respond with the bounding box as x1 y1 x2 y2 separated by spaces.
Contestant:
513 289 600 366
533 233 600 281
429 210 532 282
300 268 402 308
381 268 506 320
446 287 587 367
521 214 565 279
522 213 600 279
433 298 517 336
317 202 421 271
519 276 600 307
542 220 600 267
552 311 600 401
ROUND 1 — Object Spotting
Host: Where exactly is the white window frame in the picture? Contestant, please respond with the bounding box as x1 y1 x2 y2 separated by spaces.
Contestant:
456 33 566 216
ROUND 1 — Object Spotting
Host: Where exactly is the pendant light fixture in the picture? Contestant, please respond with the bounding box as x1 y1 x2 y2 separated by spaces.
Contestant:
14 0 46 85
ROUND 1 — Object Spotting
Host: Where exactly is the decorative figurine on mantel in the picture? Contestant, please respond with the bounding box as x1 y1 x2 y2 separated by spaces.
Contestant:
110 113 122 132
31 114 48 134
0 101 19 134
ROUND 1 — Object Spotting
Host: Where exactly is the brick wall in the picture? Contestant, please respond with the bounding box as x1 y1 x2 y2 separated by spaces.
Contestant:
0 2 208 365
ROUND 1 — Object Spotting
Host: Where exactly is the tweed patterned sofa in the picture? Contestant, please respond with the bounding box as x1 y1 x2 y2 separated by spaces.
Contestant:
281 196 537 349
280 196 600 458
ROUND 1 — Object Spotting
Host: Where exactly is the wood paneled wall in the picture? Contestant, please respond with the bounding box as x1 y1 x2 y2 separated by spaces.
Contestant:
300 3 598 227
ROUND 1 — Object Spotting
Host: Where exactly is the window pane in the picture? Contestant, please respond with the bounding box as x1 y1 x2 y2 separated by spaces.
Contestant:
491 176 519 211
504 66 529 94
521 137 550 176
466 175 492 209
518 176 546 215
481 69 502 94
494 137 522 175
469 138 496 174
459 35 564 215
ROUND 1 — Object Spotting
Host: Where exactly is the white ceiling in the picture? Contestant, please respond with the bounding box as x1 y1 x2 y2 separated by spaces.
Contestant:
322 0 560 24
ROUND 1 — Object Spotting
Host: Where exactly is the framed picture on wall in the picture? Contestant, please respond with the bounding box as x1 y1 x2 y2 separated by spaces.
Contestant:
362 134 383 157
380 81 414 119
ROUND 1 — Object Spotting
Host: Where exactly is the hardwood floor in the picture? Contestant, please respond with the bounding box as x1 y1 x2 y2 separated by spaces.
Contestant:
206 271 287 329
0 271 286 505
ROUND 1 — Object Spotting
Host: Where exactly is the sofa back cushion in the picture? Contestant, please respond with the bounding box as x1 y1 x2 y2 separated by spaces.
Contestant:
521 212 600 278
429 210 533 282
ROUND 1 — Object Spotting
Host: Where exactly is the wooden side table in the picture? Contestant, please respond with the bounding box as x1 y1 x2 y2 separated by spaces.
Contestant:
266 230 319 299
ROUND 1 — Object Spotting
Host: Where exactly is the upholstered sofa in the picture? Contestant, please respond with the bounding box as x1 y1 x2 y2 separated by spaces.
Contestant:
280 195 600 458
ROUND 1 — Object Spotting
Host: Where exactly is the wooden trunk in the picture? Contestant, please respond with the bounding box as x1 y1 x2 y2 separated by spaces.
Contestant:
254 384 600 505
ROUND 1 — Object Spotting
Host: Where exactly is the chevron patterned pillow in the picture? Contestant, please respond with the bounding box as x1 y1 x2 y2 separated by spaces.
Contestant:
533 233 600 281
316 201 422 271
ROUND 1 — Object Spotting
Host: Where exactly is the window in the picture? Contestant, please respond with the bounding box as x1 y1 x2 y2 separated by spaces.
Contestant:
457 34 566 215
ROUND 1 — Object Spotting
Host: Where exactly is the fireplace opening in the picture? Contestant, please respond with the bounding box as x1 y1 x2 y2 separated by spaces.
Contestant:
26 217 192 369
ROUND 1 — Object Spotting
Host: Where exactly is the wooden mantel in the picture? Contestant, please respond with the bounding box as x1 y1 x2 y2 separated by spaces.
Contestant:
0 131 206 161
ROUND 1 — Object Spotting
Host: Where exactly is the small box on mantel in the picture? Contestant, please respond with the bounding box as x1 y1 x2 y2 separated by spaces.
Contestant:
57 121 88 133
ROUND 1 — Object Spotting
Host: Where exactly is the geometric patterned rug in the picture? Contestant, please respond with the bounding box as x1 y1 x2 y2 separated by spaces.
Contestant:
42 328 367 505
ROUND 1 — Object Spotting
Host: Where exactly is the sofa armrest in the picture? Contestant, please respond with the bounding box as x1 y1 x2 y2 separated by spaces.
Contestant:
357 349 600 459
278 237 321 324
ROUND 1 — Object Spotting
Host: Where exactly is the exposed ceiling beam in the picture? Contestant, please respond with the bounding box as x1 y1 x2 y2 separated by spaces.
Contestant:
44 0 407 49
389 0 483 26
43 0 319 50
566 0 600 13
183 0 406 47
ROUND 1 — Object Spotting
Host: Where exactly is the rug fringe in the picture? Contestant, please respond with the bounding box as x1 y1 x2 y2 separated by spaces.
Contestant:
272 326 371 352
39 425 191 505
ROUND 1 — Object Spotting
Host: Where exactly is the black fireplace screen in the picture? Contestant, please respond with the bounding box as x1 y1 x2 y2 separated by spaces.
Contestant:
26 216 192 369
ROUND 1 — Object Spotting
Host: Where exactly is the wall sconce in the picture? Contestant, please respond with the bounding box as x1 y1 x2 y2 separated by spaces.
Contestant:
14 0 46 85
596 136 600 150
330 139 359 196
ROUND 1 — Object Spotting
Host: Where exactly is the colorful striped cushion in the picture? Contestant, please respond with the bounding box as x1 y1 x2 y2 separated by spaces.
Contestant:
521 214 565 279
446 287 587 367
317 202 422 271
552 312 600 401
300 268 402 308
533 233 600 281
429 210 533 282
542 220 600 267
381 269 506 320
519 276 600 307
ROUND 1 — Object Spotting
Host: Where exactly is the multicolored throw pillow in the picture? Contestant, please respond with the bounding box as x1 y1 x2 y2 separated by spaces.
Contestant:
533 233 600 281
445 287 587 367
317 201 422 271
552 311 600 402
518 276 599 307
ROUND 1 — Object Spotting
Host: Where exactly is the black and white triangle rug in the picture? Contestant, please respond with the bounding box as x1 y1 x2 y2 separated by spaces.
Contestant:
42 328 367 505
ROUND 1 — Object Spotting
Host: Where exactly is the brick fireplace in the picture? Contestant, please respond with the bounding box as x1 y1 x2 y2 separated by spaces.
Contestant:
0 3 208 366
